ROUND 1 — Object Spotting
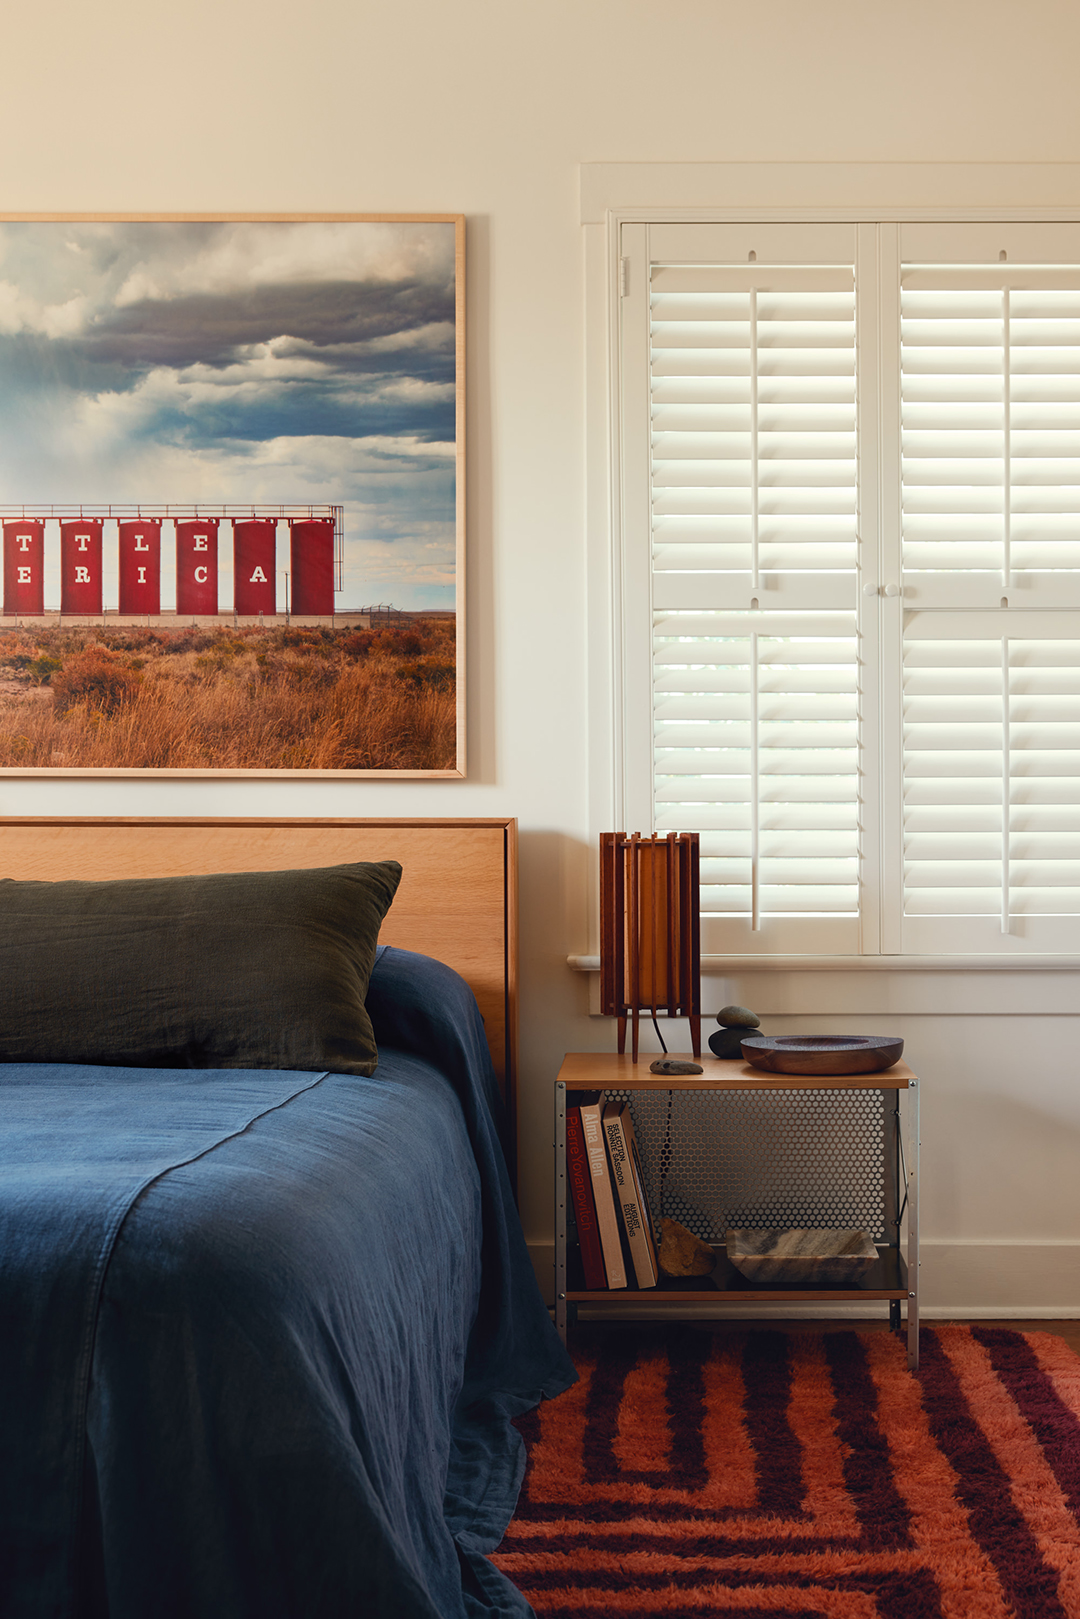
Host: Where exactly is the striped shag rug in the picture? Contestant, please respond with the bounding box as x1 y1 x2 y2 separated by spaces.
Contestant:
491 1325 1080 1617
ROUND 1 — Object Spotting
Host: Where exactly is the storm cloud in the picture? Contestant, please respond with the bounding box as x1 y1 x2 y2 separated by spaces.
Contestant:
49 280 455 373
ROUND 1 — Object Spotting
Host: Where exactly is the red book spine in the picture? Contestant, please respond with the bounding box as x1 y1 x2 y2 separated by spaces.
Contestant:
566 1103 606 1289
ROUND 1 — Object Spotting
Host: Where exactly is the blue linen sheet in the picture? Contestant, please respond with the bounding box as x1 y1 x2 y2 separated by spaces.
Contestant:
0 946 574 1619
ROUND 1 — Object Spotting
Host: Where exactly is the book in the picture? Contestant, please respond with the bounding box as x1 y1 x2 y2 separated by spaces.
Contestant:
602 1100 658 1288
623 1108 660 1282
565 1094 606 1289
578 1093 627 1289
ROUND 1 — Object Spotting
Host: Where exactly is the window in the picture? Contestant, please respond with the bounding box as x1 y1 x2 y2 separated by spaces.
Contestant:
616 219 1080 957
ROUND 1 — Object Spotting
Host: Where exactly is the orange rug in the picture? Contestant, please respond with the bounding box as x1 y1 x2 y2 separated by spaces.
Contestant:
491 1325 1080 1617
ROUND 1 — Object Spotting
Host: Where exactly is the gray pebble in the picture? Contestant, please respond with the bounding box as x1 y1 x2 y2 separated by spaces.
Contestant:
649 1058 704 1075
716 1004 760 1029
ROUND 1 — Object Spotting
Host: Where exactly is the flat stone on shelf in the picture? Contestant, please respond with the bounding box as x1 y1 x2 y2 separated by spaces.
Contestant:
726 1228 878 1288
649 1058 703 1075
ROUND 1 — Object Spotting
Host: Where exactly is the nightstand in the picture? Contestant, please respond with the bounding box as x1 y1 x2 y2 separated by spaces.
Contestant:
555 1050 920 1369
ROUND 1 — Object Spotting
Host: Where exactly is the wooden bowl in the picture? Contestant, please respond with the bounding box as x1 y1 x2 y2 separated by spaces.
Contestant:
739 1034 903 1075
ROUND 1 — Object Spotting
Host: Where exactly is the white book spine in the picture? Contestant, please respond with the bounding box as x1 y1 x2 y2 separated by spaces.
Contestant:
603 1102 657 1289
579 1097 627 1289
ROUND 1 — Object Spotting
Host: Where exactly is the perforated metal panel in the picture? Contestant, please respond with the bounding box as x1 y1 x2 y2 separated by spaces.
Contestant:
609 1087 889 1243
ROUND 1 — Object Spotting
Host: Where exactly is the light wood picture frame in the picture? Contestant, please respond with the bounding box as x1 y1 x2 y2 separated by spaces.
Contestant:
0 213 465 777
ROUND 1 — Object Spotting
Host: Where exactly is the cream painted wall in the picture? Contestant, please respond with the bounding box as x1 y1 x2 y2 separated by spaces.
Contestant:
2 0 1079 1309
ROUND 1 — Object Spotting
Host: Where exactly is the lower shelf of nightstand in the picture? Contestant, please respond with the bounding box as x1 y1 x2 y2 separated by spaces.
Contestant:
565 1246 909 1303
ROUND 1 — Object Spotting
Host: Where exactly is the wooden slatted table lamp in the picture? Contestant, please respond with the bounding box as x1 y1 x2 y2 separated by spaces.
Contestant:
599 832 701 1060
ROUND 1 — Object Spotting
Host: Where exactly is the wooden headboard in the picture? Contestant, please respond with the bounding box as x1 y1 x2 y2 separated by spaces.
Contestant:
0 816 518 1147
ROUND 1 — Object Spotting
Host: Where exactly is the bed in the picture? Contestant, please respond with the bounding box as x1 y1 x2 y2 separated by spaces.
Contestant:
0 817 573 1619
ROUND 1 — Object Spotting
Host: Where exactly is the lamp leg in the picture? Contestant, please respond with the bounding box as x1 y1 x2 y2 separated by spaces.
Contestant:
689 1013 701 1060
617 1015 627 1055
631 1007 640 1063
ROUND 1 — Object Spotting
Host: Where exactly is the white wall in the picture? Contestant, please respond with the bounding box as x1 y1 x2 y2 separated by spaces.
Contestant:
4 0 1079 1311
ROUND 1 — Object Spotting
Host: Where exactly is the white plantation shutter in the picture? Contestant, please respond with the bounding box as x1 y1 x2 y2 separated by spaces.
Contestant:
617 218 1080 958
901 616 1080 948
653 611 860 943
898 225 1080 952
633 227 862 954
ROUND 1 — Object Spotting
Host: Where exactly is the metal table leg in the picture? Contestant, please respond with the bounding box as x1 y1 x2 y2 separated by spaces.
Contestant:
555 1081 567 1345
907 1078 920 1371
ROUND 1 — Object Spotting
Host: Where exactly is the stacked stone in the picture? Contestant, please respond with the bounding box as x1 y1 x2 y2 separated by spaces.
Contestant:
707 1004 760 1060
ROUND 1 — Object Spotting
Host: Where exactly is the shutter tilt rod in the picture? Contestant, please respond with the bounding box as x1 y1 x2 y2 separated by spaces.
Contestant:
1001 636 1011 936
751 629 760 931
1003 289 1012 592
750 286 760 593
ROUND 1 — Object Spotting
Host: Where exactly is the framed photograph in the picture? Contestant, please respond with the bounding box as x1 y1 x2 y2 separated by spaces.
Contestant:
0 213 465 776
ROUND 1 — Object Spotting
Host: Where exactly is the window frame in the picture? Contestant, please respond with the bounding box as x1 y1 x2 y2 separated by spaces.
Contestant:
584 162 1080 969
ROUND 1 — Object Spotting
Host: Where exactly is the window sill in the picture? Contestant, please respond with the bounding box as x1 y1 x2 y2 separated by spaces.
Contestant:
567 953 1080 974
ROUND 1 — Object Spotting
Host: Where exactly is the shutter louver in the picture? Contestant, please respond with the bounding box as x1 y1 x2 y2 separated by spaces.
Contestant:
900 257 1080 949
649 261 861 953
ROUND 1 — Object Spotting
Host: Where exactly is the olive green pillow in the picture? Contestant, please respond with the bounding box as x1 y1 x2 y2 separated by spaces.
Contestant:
0 861 401 1074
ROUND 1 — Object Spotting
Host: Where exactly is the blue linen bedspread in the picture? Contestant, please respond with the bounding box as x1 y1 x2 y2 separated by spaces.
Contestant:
0 946 574 1619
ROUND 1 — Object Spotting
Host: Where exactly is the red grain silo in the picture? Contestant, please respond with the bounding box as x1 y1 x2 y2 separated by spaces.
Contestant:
118 519 162 616
175 519 219 616
289 519 335 616
3 519 45 616
60 519 103 616
233 520 276 616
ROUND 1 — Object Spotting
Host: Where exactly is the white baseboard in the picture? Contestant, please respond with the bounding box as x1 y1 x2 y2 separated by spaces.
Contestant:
528 1240 1080 1318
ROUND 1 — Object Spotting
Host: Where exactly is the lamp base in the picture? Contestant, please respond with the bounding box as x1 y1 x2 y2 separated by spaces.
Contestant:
618 1010 701 1062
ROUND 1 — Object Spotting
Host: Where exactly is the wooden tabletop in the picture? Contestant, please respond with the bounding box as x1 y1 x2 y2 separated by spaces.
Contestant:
557 1051 915 1090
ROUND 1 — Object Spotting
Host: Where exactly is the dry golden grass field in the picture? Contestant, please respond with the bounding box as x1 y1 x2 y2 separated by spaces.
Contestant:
0 620 457 771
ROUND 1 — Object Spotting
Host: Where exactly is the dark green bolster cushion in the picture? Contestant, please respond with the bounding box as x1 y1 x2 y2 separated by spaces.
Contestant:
0 860 402 1074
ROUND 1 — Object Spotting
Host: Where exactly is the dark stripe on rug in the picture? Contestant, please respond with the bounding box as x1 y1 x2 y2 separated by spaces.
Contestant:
660 1327 709 1491
495 1526 867 1557
973 1325 1080 1519
825 1329 915 1550
512 1403 542 1452
510 1403 542 1503
528 1609 822 1619
506 1562 945 1618
501 1490 827 1526
917 1327 1067 1619
580 1329 639 1484
526 1610 822 1619
740 1329 806 1517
